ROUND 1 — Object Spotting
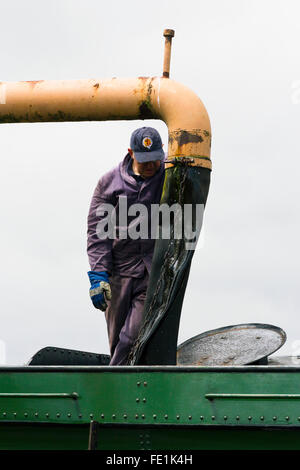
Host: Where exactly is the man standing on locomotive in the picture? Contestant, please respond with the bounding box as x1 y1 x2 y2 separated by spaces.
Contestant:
87 127 165 365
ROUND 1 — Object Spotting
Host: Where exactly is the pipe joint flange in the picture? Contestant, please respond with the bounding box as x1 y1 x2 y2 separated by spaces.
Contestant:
165 157 195 167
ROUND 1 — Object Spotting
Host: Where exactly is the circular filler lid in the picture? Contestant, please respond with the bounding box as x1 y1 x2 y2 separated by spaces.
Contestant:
177 323 286 366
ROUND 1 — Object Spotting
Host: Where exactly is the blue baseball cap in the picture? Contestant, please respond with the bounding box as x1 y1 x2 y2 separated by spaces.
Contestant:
130 127 164 163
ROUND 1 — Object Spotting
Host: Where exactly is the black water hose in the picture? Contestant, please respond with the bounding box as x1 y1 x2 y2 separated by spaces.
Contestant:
128 163 211 365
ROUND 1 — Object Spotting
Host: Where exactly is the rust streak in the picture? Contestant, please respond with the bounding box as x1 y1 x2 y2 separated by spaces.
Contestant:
21 80 44 88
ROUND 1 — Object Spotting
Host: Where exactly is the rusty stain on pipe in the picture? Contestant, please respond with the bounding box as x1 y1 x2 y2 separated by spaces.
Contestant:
20 80 44 88
0 76 211 169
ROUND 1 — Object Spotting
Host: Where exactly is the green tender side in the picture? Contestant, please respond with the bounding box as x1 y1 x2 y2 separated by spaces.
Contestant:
1 365 300 450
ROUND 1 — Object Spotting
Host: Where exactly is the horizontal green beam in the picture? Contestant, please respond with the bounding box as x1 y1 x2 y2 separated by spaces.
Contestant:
0 392 78 399
206 394 300 400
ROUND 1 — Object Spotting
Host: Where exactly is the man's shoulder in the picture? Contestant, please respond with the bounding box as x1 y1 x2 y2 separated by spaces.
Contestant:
92 162 122 201
99 162 121 185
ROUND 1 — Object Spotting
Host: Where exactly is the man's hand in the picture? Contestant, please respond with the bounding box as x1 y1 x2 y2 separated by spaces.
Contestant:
87 271 112 311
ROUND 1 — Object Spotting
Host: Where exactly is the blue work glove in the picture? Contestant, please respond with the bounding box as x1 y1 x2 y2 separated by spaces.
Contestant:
87 271 111 311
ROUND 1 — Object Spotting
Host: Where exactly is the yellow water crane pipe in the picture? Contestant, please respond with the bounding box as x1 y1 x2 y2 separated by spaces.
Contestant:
0 76 211 170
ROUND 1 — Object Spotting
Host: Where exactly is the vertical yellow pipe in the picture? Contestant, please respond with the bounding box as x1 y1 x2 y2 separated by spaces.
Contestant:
162 29 175 78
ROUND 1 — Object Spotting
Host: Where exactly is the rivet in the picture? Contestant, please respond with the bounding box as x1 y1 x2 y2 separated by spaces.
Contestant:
24 413 28 417
164 414 168 419
223 416 227 420
140 441 144 445
273 416 277 421
153 414 157 419
137 382 141 386
145 434 150 438
13 413 17 417
67 413 71 418
123 414 127 419
236 416 240 420
176 415 180 420
101 414 104 419
46 413 49 418
34 413 38 417
211 416 215 420
260 416 264 420
2 413 6 417
136 398 140 402
57 413 60 418
188 415 192 420
248 416 252 420
256 336 261 340
135 414 139 419
286 416 290 421
141 414 145 419
112 414 116 419
143 382 147 387
200 416 204 420
79 414 82 418
146 441 150 445
143 398 146 403
90 414 94 419
298 417 300 421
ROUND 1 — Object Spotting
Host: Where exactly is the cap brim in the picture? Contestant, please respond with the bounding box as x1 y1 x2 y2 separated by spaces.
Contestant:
134 149 165 163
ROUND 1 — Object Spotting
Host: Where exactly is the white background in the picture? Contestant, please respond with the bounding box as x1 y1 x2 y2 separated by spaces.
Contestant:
0 0 299 364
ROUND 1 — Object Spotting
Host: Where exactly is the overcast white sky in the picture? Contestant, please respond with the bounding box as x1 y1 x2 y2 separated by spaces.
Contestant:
0 0 299 364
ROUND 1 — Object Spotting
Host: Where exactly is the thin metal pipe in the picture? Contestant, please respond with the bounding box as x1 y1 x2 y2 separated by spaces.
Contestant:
162 29 175 78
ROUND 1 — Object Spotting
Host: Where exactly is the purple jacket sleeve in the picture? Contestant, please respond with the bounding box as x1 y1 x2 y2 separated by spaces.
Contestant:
87 179 114 275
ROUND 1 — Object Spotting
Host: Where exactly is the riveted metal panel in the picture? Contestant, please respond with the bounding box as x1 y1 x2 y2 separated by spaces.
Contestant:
0 366 300 435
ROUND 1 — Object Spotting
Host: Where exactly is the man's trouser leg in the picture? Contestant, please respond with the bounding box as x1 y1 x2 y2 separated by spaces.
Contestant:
105 271 149 365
